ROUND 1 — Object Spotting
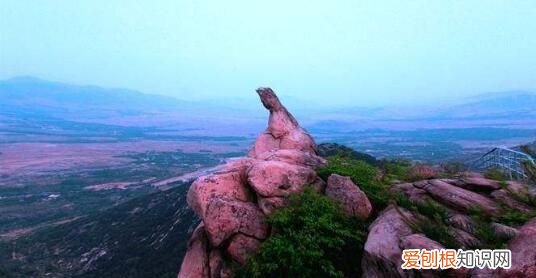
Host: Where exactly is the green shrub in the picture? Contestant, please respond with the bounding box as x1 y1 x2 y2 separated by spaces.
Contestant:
395 198 458 249
380 159 412 182
236 189 368 278
467 207 510 249
497 207 536 227
484 168 507 181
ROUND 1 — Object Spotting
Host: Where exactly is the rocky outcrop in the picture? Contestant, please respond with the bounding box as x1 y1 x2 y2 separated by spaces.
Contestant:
387 174 536 278
249 87 317 158
179 87 536 278
362 205 414 278
178 88 341 278
497 218 536 277
415 179 502 215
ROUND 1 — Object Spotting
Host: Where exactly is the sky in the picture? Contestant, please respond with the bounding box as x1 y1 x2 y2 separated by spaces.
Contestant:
1 0 536 107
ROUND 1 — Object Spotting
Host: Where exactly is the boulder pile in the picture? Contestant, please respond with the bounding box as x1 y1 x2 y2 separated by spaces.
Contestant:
178 88 372 278
366 173 536 277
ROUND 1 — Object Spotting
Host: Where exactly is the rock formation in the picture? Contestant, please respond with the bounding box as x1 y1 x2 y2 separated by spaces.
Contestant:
179 88 359 278
376 173 536 278
179 87 536 278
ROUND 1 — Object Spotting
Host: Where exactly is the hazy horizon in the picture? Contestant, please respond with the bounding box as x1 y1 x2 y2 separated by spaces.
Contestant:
2 1 536 108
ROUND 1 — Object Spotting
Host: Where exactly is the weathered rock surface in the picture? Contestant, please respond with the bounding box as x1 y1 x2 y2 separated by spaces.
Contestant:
399 233 444 250
491 222 519 240
424 179 501 215
249 87 317 157
493 218 536 277
226 233 262 265
326 174 372 219
247 160 318 198
178 224 209 278
362 205 413 278
459 177 501 191
187 168 253 218
204 199 268 246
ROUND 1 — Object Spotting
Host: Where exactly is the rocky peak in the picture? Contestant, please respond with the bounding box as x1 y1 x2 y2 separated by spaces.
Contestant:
179 88 339 278
249 87 317 158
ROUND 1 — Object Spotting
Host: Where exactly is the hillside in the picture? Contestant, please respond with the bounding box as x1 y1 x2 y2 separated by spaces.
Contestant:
0 183 198 278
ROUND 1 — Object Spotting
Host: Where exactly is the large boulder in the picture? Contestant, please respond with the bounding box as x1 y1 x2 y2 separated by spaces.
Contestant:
204 199 269 247
362 205 414 278
326 174 372 219
178 224 210 278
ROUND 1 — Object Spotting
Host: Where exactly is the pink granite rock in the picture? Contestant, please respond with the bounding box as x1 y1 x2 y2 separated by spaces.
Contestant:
362 205 414 278
257 149 327 168
458 177 501 191
226 233 262 265
399 233 444 250
423 179 501 215
326 174 372 219
497 218 536 277
491 222 519 239
249 88 317 157
203 199 268 247
178 224 209 278
247 160 318 198
187 168 254 218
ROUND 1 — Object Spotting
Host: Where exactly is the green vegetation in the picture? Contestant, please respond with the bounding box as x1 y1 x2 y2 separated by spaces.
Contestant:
237 189 368 278
484 168 507 182
0 183 198 278
394 194 458 249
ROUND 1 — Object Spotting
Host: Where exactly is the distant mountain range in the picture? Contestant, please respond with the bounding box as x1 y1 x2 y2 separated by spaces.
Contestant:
2 76 536 132
0 76 190 119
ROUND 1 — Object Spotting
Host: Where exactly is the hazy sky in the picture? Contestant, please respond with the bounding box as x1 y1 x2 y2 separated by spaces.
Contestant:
1 1 535 107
